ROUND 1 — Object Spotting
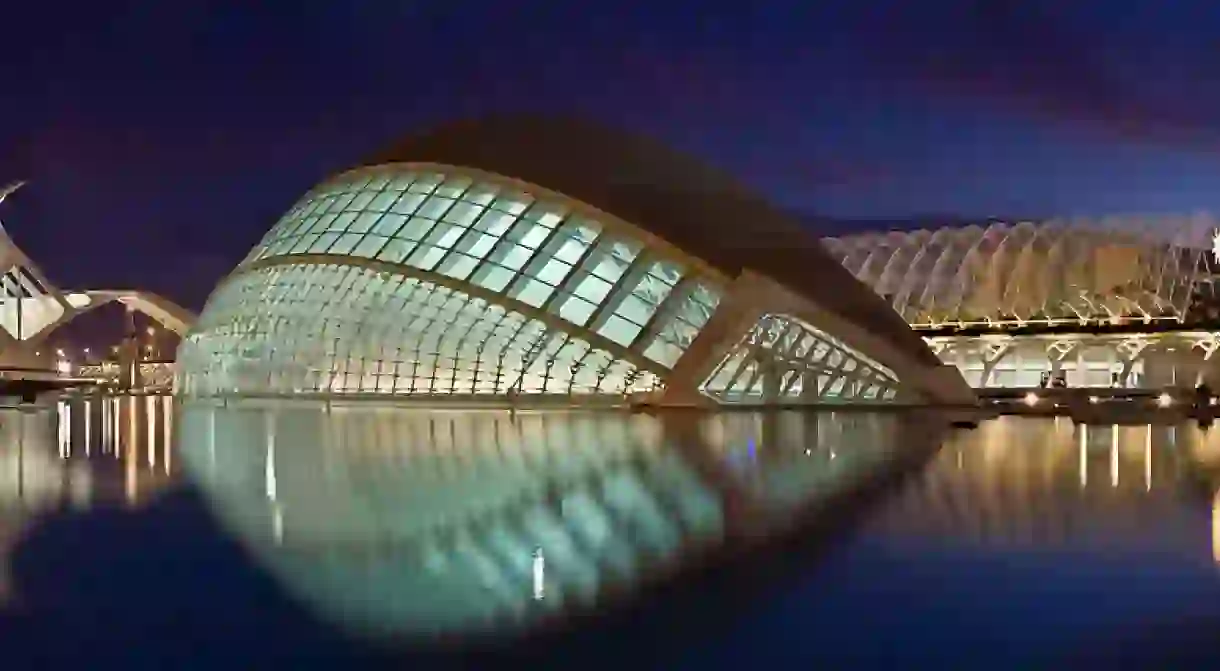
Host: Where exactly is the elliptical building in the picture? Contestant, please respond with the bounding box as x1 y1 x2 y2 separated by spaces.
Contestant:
176 118 972 406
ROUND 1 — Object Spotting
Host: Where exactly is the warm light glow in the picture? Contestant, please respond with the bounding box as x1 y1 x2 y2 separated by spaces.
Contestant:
84 399 91 457
55 348 64 357
1089 396 1100 404
1079 425 1088 488
1157 392 1173 408
145 395 157 469
1145 424 1153 492
1024 392 1039 406
125 399 138 503
1214 490 1220 564
146 327 155 336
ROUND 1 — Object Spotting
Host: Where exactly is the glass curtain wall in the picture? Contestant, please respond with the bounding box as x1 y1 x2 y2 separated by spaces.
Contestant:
180 166 726 398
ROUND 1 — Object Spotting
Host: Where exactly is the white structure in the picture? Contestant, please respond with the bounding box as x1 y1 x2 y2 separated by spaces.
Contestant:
925 331 1220 389
823 217 1213 328
0 181 194 371
177 117 973 406
825 218 1220 389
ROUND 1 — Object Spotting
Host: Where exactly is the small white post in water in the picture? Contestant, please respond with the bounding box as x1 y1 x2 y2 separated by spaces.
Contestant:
533 547 545 601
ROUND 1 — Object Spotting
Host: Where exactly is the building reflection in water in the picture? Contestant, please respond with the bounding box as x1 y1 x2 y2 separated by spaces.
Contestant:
0 395 177 600
175 400 946 641
864 416 1220 566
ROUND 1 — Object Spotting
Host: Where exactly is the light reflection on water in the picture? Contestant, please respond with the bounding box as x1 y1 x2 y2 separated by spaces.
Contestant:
174 401 942 639
9 400 1220 661
726 415 1220 667
863 417 1220 560
0 395 177 601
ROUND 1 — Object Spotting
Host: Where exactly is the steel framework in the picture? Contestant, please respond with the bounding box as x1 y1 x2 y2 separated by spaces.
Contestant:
823 216 1217 327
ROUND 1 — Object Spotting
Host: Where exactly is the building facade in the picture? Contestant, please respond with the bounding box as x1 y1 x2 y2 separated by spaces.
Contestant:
824 218 1220 390
177 118 972 406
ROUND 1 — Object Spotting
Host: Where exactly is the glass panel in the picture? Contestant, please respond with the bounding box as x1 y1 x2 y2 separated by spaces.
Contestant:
177 263 666 398
227 166 728 390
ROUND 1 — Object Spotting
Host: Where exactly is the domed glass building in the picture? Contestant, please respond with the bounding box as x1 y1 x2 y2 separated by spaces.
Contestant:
176 118 971 406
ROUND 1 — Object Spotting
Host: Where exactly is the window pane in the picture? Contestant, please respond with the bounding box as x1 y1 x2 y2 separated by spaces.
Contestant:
368 213 403 236
473 265 515 292
352 235 388 258
598 315 642 346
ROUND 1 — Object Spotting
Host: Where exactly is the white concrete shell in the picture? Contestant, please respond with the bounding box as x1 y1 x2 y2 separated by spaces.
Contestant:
823 216 1216 327
177 118 972 406
0 188 195 369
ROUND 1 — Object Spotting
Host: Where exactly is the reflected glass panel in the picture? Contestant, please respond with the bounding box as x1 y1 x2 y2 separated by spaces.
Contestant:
177 400 933 639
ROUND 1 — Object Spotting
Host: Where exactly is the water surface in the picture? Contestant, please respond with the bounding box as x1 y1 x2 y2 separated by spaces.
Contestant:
0 400 1218 668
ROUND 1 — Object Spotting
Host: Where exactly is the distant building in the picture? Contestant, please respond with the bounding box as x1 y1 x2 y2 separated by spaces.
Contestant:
0 182 193 373
176 117 971 406
825 218 1220 389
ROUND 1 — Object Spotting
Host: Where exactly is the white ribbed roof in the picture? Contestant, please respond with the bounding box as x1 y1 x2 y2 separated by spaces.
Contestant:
823 216 1217 325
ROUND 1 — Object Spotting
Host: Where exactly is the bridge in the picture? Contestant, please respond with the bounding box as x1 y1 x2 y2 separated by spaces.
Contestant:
0 182 194 397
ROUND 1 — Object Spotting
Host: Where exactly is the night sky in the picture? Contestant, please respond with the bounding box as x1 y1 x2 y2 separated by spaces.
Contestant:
3 1 1220 312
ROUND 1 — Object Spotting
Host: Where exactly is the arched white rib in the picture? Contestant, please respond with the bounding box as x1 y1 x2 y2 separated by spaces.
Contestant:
826 216 1213 325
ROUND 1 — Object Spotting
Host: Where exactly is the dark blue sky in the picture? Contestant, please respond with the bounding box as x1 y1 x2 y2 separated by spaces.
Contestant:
3 1 1220 310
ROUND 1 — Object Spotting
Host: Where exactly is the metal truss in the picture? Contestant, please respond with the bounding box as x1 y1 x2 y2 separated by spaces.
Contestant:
701 313 903 404
822 216 1216 326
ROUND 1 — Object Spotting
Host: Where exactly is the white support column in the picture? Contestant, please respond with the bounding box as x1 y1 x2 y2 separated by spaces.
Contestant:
978 340 1012 387
1191 333 1220 387
1116 337 1151 387
1046 339 1080 384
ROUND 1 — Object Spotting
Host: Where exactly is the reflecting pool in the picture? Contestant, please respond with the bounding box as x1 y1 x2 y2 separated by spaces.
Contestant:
174 400 943 640
2 400 1220 667
687 416 1220 668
